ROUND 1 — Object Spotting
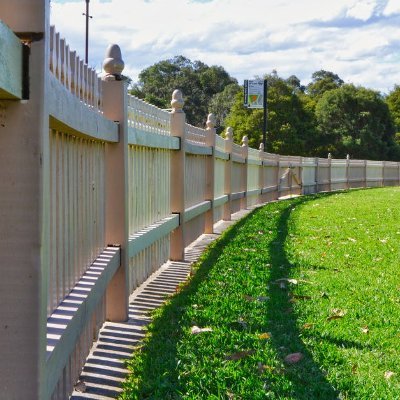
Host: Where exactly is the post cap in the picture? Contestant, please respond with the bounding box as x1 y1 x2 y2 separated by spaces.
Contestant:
206 113 216 130
171 89 184 113
259 143 264 152
225 127 233 140
241 135 249 147
102 44 124 81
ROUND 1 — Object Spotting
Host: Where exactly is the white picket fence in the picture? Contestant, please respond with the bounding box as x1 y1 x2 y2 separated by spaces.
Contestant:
0 3 399 399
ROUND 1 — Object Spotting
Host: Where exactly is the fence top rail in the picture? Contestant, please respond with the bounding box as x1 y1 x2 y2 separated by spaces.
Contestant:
232 142 244 157
215 134 225 152
127 94 171 136
248 146 260 160
185 123 207 146
49 25 102 112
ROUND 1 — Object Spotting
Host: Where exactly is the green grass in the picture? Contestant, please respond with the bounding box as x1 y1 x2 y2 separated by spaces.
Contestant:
121 187 400 400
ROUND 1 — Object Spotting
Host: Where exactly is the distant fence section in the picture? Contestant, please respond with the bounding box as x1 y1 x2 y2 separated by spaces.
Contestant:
1 2 400 399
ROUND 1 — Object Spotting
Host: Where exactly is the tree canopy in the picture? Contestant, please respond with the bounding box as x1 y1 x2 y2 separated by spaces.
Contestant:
131 58 400 160
130 55 237 127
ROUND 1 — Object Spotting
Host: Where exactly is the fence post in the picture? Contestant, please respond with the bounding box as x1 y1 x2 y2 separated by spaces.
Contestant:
241 135 249 209
364 159 368 188
223 127 233 220
259 143 265 204
346 154 350 189
170 90 186 260
382 161 386 187
328 153 332 192
276 155 281 199
0 1 49 398
101 44 129 321
205 113 216 233
315 157 320 193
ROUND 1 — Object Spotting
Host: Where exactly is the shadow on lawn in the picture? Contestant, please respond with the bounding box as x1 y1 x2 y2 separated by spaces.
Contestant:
128 216 252 399
129 192 350 399
265 194 340 399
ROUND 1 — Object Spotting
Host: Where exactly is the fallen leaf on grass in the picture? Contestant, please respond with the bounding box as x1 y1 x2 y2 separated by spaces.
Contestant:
327 309 346 321
385 371 395 380
284 352 303 364
191 326 213 334
351 364 358 375
348 237 357 243
361 325 369 334
274 278 298 285
225 350 255 361
302 323 314 329
258 332 271 340
257 362 274 374
290 295 312 302
244 295 269 302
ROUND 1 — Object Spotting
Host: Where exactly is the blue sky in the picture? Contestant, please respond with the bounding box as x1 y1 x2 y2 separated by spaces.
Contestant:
50 0 400 94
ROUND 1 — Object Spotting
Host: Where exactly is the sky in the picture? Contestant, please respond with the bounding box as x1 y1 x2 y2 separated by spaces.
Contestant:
50 0 400 94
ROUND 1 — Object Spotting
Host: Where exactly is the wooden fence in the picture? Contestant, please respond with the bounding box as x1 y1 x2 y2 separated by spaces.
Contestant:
0 2 399 399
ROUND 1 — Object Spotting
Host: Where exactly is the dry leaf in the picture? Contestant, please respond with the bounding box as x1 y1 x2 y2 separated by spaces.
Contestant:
284 352 303 364
327 309 346 321
291 295 312 301
385 371 395 380
225 350 255 361
74 381 86 393
191 325 213 334
302 323 314 329
274 278 298 285
244 295 256 301
258 332 272 340
352 364 358 375
348 237 357 242
257 362 274 374
361 325 369 334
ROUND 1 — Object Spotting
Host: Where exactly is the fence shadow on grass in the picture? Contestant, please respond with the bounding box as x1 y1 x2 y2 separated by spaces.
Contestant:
128 192 359 399
126 216 252 399
265 194 340 399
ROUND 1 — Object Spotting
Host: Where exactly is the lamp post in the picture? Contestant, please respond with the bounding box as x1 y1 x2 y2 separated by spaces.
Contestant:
83 0 92 64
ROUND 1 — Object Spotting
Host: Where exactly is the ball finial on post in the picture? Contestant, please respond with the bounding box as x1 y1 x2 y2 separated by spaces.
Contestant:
241 135 249 147
171 89 184 113
225 127 233 140
206 113 216 130
259 142 264 152
328 152 332 159
102 44 125 81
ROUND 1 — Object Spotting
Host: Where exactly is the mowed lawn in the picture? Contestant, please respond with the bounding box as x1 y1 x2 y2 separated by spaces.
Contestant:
121 187 400 400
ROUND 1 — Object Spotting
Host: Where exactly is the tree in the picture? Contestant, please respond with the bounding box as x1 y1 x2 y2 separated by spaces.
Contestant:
306 70 344 99
130 56 237 127
208 83 241 134
315 84 398 160
386 85 400 131
225 71 317 154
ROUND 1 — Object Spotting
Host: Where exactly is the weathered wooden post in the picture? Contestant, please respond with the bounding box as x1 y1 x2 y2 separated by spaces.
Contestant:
223 127 233 220
0 1 49 398
205 113 216 233
170 89 186 260
101 44 129 321
241 135 249 209
346 154 350 189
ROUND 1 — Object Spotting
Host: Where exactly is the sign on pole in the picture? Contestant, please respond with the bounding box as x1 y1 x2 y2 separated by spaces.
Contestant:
244 79 268 149
243 79 264 109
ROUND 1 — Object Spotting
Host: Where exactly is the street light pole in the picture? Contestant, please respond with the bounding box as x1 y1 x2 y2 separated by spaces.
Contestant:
263 79 268 150
83 0 92 64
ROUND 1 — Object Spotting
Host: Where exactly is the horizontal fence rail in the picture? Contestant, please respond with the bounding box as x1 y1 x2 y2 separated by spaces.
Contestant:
1 6 400 399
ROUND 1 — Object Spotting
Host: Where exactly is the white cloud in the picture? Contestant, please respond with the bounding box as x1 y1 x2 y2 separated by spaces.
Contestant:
50 0 400 94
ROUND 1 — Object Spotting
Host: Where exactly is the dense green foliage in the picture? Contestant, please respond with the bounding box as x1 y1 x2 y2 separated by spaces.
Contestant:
130 55 237 127
121 188 400 399
131 57 400 159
